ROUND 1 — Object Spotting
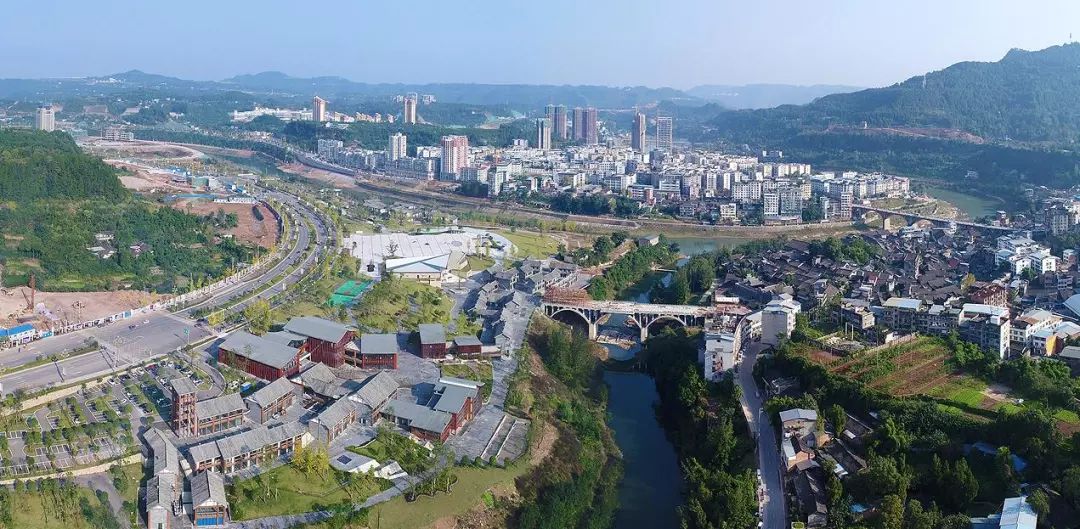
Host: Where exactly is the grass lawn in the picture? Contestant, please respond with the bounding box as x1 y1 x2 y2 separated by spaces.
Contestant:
352 279 453 332
230 465 384 520
1054 409 1080 424
12 483 117 529
371 464 529 529
453 312 483 338
496 229 559 259
441 362 494 399
938 385 986 408
466 254 496 273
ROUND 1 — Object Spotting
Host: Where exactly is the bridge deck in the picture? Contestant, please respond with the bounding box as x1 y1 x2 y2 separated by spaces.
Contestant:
548 299 711 316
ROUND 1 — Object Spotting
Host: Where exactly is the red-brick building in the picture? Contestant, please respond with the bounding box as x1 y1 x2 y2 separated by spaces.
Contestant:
218 331 303 381
350 333 399 369
452 335 485 357
284 317 356 368
418 324 447 359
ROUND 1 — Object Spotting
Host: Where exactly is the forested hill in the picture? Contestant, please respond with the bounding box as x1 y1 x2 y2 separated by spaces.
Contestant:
0 130 128 202
710 43 1080 145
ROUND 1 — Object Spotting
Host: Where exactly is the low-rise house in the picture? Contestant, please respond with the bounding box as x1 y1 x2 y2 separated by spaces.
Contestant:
145 429 181 529
188 421 308 474
381 398 454 443
430 377 480 432
418 323 447 359
452 335 485 357
191 470 229 528
353 333 399 369
309 398 358 445
218 331 303 381
347 371 399 423
245 377 298 424
194 393 246 436
970 496 1037 529
284 316 356 368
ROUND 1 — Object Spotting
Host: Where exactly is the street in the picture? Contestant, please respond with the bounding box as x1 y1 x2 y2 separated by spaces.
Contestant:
737 345 786 529
0 186 331 395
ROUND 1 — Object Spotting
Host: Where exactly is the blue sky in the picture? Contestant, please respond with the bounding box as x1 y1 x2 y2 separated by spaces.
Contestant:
2 0 1078 88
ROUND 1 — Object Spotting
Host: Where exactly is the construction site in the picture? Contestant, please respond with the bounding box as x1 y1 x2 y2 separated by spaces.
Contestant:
0 273 160 339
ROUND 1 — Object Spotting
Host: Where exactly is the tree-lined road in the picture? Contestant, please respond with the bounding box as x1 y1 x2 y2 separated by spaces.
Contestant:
0 187 331 394
737 345 787 529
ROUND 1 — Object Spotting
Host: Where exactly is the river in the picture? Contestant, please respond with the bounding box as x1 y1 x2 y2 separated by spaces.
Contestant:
921 185 1001 219
604 369 683 529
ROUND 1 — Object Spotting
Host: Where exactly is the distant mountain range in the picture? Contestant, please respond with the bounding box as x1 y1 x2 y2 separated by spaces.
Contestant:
711 43 1080 145
685 84 863 109
0 70 863 111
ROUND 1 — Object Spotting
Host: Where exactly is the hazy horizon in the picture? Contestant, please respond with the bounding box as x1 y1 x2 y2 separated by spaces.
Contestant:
2 0 1078 89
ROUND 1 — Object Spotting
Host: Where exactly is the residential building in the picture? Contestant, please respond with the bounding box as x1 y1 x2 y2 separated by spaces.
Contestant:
762 295 802 346
440 135 469 180
655 116 673 152
403 94 418 124
35 105 55 131
312 96 328 122
187 422 308 474
958 304 1011 359
418 323 448 359
581 107 599 145
381 398 454 443
631 111 647 152
572 107 585 141
388 133 407 161
191 471 229 528
534 118 551 150
1010 309 1059 353
194 393 246 436
102 125 134 141
881 297 923 333
970 496 1037 529
309 398 358 445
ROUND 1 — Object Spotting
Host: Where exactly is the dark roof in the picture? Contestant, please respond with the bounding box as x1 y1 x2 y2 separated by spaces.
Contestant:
418 323 446 345
219 331 300 370
284 316 352 343
191 470 227 507
169 377 198 396
453 335 483 347
246 377 296 408
361 333 399 355
194 393 244 419
351 371 399 409
382 398 451 433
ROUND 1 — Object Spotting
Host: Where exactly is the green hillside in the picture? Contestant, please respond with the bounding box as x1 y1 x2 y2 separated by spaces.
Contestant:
0 130 128 201
0 130 254 292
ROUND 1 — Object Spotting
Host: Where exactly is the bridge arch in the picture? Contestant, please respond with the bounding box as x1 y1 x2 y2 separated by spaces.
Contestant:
548 308 595 337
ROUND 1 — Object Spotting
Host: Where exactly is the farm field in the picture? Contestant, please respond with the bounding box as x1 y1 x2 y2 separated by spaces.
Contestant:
795 337 995 415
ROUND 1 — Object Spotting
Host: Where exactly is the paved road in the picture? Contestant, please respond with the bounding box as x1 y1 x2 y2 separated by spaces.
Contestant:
737 345 786 529
0 187 331 395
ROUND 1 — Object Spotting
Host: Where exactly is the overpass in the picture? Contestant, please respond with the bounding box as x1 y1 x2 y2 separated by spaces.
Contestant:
851 204 1015 233
542 291 712 341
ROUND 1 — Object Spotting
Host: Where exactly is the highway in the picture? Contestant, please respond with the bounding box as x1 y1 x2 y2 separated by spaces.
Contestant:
737 345 787 529
0 187 332 394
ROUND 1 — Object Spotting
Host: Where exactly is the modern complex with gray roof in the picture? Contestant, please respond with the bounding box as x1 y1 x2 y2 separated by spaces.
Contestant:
383 398 452 434
284 316 352 343
191 470 228 507
349 371 399 410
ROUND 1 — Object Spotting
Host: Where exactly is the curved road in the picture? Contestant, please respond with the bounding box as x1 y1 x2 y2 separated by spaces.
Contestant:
0 187 331 394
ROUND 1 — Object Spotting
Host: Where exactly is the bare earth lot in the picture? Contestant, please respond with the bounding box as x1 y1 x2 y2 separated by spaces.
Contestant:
0 286 161 324
171 199 278 248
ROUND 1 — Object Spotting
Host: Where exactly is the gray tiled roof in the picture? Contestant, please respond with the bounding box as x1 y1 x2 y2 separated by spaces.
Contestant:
312 398 356 428
219 331 300 370
169 377 198 396
195 392 245 419
452 335 482 347
361 333 399 355
246 377 296 409
350 371 398 410
215 422 307 460
431 380 478 415
382 398 451 434
148 428 180 476
188 439 221 464
418 323 446 345
146 475 176 509
284 316 352 343
191 470 227 507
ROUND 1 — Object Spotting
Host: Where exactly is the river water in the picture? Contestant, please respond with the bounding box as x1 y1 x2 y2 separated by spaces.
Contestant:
604 369 683 528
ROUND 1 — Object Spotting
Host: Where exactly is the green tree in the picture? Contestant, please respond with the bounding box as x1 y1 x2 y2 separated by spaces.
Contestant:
1026 489 1050 520
243 298 274 335
825 404 847 433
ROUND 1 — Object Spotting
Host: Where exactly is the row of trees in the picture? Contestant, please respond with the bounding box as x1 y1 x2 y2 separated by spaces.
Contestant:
642 330 758 529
